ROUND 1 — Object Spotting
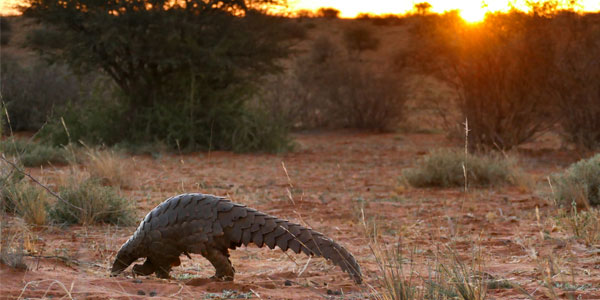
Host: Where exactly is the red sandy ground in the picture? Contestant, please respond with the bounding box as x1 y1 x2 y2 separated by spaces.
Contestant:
1 131 599 299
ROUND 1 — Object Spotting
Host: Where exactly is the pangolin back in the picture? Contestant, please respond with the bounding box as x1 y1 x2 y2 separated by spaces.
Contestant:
111 193 362 284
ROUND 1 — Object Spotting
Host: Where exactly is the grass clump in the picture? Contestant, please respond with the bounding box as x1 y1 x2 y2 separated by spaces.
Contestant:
551 154 600 208
0 138 71 167
427 251 488 300
364 218 421 300
4 182 48 226
84 149 134 189
557 205 600 247
50 178 135 226
402 149 519 188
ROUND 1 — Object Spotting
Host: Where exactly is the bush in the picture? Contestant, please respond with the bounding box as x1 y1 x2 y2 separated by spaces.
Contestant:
0 57 86 132
403 12 557 150
40 92 128 147
343 24 380 55
291 37 407 131
0 17 11 45
551 154 600 208
0 138 71 167
550 13 600 150
403 148 520 188
50 178 135 226
317 7 340 18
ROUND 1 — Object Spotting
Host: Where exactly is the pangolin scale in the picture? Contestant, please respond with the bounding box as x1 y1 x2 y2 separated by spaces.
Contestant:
111 193 362 284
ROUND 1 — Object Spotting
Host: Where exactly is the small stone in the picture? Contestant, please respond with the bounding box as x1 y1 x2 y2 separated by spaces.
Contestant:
133 279 142 284
137 290 145 296
149 291 157 297
284 280 293 286
326 289 341 295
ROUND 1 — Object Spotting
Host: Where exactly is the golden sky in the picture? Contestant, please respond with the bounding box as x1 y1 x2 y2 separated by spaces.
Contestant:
2 0 600 21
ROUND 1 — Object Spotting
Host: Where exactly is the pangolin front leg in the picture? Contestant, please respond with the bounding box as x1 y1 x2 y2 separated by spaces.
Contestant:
111 194 363 284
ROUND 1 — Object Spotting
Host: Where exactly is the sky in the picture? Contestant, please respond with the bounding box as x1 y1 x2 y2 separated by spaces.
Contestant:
2 0 600 19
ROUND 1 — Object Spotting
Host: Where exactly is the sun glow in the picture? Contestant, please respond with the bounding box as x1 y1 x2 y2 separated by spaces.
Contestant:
287 0 600 21
459 5 488 23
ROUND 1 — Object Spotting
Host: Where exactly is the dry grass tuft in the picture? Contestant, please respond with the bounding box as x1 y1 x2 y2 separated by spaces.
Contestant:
0 218 33 270
428 250 488 300
364 216 421 300
1 158 47 225
84 148 134 189
4 182 48 226
557 206 600 247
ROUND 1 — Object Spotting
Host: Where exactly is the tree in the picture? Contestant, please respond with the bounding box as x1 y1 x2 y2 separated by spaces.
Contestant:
414 2 432 16
23 0 300 150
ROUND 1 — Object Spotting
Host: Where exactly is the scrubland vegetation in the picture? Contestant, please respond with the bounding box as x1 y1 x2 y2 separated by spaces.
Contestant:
1 0 599 298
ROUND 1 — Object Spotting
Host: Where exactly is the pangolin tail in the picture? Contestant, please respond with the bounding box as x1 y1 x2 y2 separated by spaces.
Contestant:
217 202 363 284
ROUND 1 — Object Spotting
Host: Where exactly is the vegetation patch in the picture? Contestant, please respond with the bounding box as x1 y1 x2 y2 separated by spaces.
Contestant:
0 138 71 167
50 178 135 226
402 148 520 188
551 154 600 207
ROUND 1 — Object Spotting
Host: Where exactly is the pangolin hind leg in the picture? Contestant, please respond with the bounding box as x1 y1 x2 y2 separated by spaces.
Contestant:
203 248 235 280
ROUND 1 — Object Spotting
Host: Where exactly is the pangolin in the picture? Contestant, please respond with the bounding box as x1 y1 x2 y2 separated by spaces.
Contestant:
110 193 362 284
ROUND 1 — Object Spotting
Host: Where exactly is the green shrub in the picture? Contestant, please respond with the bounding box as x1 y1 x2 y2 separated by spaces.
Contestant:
50 178 135 226
403 149 519 188
0 138 71 167
25 1 299 153
40 92 127 147
551 154 600 207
